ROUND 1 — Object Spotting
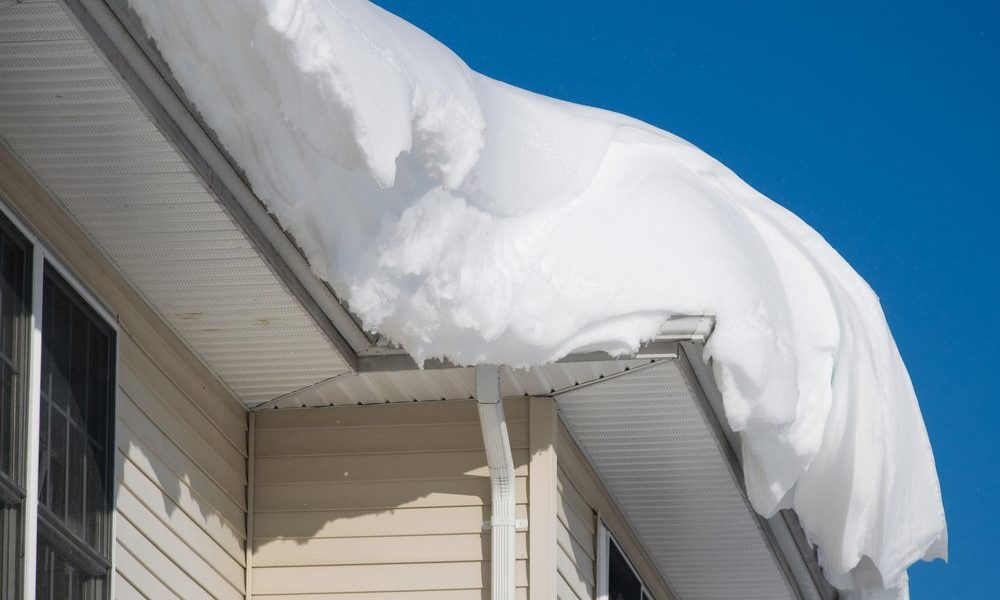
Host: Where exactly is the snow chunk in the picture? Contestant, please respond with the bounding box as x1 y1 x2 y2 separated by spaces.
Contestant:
128 0 947 597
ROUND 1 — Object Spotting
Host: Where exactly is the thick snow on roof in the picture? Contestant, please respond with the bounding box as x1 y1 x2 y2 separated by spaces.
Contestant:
128 0 946 596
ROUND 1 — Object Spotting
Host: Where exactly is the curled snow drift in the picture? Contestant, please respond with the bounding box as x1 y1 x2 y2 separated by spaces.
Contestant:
129 0 946 596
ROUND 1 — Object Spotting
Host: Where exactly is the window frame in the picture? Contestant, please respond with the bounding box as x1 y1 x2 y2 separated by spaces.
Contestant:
0 208 31 496
0 206 31 600
0 199 118 600
597 517 655 600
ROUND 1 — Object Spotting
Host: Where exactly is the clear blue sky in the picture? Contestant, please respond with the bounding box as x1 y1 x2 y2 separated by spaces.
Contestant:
372 1 996 597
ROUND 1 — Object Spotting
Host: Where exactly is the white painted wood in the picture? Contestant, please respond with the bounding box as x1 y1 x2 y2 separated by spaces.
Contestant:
529 397 558 599
245 412 254 600
19 242 42 600
596 519 610 600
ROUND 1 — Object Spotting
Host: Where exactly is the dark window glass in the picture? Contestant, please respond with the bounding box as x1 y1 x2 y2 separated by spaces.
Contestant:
37 265 114 599
0 214 30 484
609 539 643 600
0 212 31 600
35 540 106 600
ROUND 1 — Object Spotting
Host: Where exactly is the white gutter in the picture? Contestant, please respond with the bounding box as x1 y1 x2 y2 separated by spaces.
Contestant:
476 365 520 600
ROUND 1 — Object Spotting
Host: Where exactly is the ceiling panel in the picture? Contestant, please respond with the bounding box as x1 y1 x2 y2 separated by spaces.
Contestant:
556 361 798 600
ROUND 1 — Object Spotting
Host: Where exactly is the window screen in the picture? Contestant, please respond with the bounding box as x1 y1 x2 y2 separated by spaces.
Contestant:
0 212 30 600
0 504 23 600
36 264 114 599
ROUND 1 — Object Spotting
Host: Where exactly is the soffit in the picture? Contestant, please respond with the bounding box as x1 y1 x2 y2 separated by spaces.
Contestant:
262 358 657 410
555 360 800 600
0 1 353 405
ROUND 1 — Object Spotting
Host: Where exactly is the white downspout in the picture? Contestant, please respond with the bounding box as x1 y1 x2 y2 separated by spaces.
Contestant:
476 364 519 600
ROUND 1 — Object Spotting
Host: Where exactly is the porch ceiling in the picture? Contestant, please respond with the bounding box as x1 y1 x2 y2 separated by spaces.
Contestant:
0 1 353 405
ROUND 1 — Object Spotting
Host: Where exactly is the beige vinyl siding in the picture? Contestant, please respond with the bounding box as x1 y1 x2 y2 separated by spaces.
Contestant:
556 465 597 600
0 148 248 599
252 398 530 599
115 341 247 600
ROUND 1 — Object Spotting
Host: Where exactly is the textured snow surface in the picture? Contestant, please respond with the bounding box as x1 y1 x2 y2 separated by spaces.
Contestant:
128 0 946 596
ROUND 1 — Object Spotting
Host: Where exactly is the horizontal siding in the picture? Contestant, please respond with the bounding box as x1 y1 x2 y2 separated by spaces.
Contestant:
557 460 596 600
119 339 245 466
254 504 529 539
253 561 529 595
255 476 527 512
113 570 146 600
116 486 243 589
254 398 529 429
253 398 529 597
116 336 247 599
116 399 244 530
255 449 530 484
116 545 178 600
254 421 529 456
254 589 529 600
116 447 243 559
117 516 221 600
253 533 529 567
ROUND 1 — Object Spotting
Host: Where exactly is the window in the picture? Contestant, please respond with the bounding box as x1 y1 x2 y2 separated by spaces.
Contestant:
0 212 31 600
0 205 116 600
36 266 114 599
598 520 655 600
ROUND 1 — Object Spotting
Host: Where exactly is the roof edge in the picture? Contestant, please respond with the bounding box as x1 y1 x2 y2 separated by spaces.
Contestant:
678 341 840 600
60 0 376 370
63 0 726 379
357 315 713 372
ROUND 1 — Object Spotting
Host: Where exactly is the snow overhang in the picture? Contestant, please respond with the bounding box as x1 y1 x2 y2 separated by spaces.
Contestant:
5 3 940 598
0 0 366 405
64 0 725 375
0 0 721 406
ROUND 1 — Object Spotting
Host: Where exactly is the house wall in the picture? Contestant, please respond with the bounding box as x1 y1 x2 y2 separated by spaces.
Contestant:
0 147 249 599
249 395 673 600
556 460 597 600
0 101 678 600
251 398 531 599
114 339 247 600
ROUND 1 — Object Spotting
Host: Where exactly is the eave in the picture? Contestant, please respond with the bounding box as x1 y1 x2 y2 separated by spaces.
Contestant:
0 2 839 598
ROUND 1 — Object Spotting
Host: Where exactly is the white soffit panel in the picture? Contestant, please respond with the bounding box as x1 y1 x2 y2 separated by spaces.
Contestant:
555 361 797 600
0 1 352 405
265 359 656 409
